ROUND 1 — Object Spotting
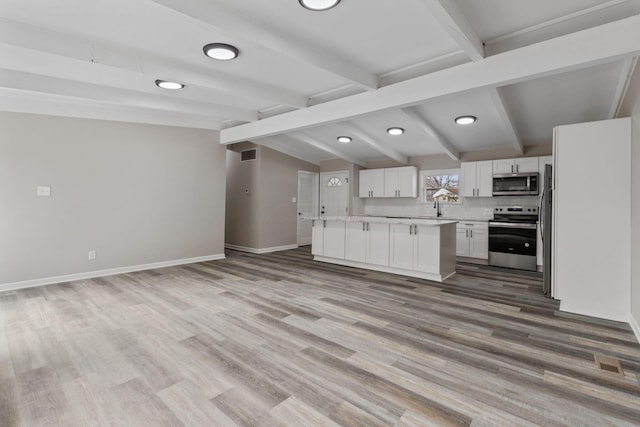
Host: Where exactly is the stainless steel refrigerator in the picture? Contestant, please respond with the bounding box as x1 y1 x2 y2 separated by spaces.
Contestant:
541 163 553 297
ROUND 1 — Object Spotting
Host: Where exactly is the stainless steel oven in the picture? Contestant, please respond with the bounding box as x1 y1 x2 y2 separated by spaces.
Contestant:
489 206 538 271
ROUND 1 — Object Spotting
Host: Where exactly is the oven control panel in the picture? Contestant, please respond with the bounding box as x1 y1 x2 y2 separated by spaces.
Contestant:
494 206 537 215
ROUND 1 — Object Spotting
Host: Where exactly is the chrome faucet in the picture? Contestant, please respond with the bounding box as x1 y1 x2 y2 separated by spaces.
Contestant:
433 199 442 217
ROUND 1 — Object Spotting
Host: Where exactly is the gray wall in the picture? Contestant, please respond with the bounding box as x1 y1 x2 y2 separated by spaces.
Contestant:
225 142 260 248
0 112 226 286
619 65 640 335
226 143 319 250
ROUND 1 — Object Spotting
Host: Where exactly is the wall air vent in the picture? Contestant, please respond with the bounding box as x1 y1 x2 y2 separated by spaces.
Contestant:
241 149 257 161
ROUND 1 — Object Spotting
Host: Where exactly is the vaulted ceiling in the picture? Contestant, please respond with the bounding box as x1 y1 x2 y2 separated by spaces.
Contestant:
2 0 640 165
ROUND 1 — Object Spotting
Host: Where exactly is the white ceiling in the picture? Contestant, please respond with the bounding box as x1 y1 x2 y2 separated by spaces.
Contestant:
1 0 640 165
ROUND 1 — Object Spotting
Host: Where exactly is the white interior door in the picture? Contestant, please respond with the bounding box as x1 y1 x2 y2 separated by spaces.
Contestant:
320 171 349 217
297 171 319 246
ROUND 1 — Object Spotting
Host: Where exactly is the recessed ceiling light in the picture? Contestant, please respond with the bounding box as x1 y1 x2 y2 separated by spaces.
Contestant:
455 115 477 125
299 0 341 11
203 43 239 61
387 127 404 136
155 80 184 90
337 136 352 144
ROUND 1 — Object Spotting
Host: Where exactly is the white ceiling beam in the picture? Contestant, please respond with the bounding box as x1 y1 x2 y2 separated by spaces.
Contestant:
609 56 638 119
0 18 306 109
417 0 484 61
289 132 367 167
220 15 640 144
338 122 408 164
151 0 378 91
0 88 222 130
258 136 320 166
399 107 459 160
487 88 523 155
0 68 258 122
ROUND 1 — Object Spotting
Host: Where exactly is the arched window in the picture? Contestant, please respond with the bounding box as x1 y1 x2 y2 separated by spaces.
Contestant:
326 177 343 187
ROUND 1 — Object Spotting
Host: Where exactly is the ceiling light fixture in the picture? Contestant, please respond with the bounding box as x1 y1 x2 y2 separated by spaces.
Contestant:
455 115 477 125
387 127 404 136
155 80 184 90
299 0 341 11
203 43 239 61
337 136 352 144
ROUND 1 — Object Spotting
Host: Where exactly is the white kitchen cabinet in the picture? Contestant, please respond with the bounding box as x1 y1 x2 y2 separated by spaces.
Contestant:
456 222 488 259
389 224 444 272
311 220 324 256
493 157 539 174
314 217 457 282
346 221 390 266
359 169 385 198
359 166 417 198
460 161 492 197
384 166 418 197
389 224 414 270
323 220 346 259
312 219 345 258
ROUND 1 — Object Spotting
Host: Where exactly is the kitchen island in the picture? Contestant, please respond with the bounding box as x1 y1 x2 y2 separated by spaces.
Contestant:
309 216 457 282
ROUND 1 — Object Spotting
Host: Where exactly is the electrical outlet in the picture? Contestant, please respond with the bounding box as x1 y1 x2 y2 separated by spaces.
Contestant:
37 186 51 197
88 250 96 260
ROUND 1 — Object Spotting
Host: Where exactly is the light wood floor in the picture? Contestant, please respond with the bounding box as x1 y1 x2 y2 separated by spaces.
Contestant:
1 247 639 426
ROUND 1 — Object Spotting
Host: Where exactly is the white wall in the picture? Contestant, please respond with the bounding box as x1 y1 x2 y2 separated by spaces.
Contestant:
0 112 226 288
619 65 640 339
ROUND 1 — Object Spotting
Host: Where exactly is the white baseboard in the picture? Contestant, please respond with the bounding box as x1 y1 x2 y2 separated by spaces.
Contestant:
225 243 298 254
629 314 640 344
0 253 226 293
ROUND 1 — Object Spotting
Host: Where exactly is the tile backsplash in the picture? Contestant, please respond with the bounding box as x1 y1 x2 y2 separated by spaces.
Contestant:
354 195 541 220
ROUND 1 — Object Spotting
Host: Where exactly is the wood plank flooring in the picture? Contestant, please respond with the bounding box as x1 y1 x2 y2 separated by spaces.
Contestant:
1 247 639 426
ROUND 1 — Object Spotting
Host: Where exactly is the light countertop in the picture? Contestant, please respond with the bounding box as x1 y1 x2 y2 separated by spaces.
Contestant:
304 216 458 226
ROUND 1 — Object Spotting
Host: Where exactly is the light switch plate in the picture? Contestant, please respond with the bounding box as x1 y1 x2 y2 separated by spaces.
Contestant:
291 197 296 203
37 186 51 197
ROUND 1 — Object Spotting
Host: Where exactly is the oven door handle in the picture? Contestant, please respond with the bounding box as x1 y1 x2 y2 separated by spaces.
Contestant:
489 222 537 230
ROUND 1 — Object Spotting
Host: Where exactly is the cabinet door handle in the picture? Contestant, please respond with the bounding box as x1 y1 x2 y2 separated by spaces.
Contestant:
466 229 468 238
470 230 473 238
366 223 369 231
516 164 519 173
409 225 413 235
511 164 514 173
323 220 326 228
363 222 365 231
414 225 417 235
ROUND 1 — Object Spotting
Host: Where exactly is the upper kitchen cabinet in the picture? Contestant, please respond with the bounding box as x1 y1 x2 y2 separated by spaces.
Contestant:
359 169 385 198
359 166 417 198
460 161 493 197
493 157 539 174
384 166 418 198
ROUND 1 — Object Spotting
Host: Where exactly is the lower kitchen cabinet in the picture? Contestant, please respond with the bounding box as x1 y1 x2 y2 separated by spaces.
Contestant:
313 217 457 282
345 221 389 266
311 220 324 256
389 224 445 273
456 222 488 259
312 219 346 259
324 220 346 259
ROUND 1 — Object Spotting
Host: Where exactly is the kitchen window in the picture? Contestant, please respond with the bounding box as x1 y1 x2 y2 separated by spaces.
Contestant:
420 169 460 203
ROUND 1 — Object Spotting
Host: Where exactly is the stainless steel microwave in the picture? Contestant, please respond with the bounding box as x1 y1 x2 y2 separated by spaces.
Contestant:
492 172 539 196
